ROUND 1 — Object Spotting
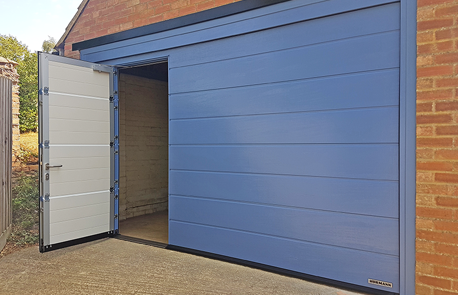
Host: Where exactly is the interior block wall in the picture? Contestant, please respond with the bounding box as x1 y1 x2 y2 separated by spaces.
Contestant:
63 0 241 59
416 0 458 294
119 73 168 220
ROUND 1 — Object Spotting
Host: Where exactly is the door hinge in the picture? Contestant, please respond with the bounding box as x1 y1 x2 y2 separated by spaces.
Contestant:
109 96 113 102
110 187 114 193
114 214 118 219
92 64 111 73
44 194 50 202
39 87 49 96
44 140 50 149
110 141 114 147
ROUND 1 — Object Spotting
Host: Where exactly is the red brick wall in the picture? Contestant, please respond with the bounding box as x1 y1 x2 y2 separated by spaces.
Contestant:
63 0 241 58
416 0 458 294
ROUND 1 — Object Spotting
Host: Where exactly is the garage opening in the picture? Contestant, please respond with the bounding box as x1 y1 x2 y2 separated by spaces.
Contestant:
117 62 169 244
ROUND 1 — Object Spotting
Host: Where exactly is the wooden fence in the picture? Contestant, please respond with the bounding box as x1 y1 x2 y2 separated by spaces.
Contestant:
0 76 12 252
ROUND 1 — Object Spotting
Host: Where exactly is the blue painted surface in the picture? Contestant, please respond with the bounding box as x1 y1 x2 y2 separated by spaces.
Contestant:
169 171 399 218
169 31 399 94
79 0 413 293
169 2 400 68
399 0 417 293
165 3 401 291
82 0 397 63
170 69 400 119
170 107 399 144
169 221 400 293
167 3 402 292
170 196 399 255
170 144 399 180
113 70 119 231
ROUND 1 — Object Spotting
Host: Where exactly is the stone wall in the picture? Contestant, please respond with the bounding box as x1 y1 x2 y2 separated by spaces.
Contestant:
0 57 20 164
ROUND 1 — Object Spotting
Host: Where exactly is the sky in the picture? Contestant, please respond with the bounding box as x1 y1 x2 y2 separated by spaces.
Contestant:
0 0 82 52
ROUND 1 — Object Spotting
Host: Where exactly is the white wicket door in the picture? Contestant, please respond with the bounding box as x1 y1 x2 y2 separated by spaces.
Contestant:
38 53 116 251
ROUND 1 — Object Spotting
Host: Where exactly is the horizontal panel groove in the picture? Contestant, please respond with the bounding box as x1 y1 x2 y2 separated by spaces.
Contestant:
170 105 399 121
169 220 399 258
49 118 110 124
171 195 398 254
170 143 399 146
49 145 110 147
169 67 399 98
49 116 110 123
169 169 398 182
170 69 399 120
170 29 400 70
49 131 110 135
49 62 101 73
49 145 110 148
170 170 399 218
50 178 111 185
170 105 398 144
169 67 399 95
50 212 108 225
170 193 398 220
50 178 110 186
49 190 110 200
48 156 109 159
170 144 398 179
170 30 399 93
49 91 109 101
49 104 109 113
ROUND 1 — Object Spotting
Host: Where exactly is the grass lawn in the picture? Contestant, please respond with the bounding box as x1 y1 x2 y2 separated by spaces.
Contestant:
16 132 38 163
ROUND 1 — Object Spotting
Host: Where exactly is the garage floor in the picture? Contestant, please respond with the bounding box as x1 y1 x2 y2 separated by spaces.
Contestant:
119 211 168 243
0 239 367 295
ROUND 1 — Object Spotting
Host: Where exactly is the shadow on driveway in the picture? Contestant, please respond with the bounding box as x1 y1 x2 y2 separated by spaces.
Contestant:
0 238 367 295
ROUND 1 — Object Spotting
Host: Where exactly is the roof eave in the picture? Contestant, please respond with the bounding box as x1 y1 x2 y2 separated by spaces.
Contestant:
72 0 290 51
55 0 90 50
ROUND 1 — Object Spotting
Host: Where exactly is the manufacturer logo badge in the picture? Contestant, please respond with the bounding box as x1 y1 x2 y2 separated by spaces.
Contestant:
368 279 393 288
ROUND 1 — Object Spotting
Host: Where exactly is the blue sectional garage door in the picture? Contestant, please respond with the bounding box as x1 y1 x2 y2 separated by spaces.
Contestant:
168 2 400 293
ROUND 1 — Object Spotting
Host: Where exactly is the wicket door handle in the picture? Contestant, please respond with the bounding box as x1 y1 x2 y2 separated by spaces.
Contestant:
45 163 63 170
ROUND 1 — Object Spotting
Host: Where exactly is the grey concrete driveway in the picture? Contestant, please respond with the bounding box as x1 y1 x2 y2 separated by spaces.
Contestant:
0 238 366 295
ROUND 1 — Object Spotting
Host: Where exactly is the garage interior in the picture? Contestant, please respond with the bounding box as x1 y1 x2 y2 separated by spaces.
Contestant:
117 62 169 244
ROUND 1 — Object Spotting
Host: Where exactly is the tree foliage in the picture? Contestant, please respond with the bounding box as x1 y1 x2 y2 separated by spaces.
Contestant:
42 36 56 54
0 35 38 132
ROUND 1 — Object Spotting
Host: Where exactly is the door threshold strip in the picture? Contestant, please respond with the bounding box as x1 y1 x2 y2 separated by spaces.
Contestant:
114 235 168 249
